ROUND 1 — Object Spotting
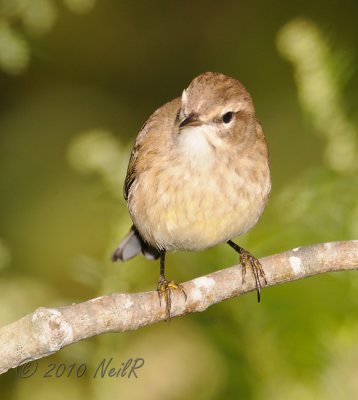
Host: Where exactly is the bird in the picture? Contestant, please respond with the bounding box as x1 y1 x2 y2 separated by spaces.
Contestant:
112 71 271 319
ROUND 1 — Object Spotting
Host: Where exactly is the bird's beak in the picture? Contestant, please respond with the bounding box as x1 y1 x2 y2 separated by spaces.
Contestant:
179 113 201 128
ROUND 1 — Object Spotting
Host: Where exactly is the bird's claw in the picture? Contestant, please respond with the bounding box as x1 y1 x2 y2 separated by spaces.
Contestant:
239 248 267 302
157 275 187 320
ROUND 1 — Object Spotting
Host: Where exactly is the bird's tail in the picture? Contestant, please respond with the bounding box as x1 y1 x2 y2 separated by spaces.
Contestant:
111 225 160 262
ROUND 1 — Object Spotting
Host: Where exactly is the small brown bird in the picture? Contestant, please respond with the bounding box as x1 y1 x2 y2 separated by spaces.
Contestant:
112 72 271 318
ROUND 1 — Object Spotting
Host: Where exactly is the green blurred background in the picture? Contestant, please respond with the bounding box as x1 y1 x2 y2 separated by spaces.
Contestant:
0 0 357 399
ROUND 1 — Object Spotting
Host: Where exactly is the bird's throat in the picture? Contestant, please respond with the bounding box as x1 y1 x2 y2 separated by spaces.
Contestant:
177 125 218 164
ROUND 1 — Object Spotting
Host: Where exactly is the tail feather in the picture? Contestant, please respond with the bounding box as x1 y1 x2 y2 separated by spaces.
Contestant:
111 226 160 262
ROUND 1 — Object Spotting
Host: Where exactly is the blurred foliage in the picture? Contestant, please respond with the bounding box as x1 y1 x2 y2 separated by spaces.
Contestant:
0 1 357 400
0 239 11 271
67 129 129 200
0 0 95 74
277 18 357 173
276 18 358 250
0 20 29 74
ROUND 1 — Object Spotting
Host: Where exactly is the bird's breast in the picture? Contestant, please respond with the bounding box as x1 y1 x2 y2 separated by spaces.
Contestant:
128 151 270 252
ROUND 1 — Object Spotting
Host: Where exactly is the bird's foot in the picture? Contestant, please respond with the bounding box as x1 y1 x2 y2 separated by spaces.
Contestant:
227 240 267 302
157 275 187 320
239 248 267 302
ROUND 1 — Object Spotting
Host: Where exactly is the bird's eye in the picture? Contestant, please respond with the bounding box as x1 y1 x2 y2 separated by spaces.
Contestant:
222 112 234 124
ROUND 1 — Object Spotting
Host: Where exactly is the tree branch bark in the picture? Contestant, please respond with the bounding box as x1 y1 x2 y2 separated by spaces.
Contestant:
1 240 357 375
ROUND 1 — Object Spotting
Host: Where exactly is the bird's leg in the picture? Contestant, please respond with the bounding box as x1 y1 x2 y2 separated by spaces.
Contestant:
227 240 267 302
156 251 187 320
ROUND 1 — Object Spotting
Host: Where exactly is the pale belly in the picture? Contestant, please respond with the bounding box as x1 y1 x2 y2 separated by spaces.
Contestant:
128 160 270 252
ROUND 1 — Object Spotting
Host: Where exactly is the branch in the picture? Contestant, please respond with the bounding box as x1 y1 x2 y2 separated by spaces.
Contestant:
1 240 357 375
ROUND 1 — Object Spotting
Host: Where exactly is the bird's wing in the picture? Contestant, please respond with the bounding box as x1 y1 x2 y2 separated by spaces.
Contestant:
123 97 181 201
123 145 138 201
